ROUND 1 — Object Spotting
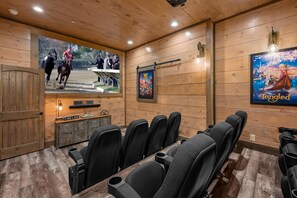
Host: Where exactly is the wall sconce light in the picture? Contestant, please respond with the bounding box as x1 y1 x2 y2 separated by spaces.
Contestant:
196 42 205 64
268 27 279 53
57 99 63 118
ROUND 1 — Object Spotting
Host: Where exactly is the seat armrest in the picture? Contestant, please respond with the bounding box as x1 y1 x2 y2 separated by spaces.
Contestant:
69 148 84 166
155 152 173 168
197 131 204 134
279 127 297 135
108 177 141 198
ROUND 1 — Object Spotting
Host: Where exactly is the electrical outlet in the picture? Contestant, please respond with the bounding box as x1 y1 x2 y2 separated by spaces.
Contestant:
250 134 256 142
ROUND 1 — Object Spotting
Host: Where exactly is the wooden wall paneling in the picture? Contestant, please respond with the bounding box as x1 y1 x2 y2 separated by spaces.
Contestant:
206 19 215 125
215 0 297 149
0 65 2 152
125 23 208 138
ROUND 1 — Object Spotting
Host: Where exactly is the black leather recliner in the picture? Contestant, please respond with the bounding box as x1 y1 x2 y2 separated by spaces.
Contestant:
278 127 297 175
204 122 234 188
235 110 248 134
225 114 242 155
163 112 181 148
108 133 217 198
119 119 149 170
68 125 121 194
145 115 167 156
281 165 297 198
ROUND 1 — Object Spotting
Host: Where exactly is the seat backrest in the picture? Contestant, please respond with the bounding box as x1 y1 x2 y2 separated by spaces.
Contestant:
235 110 248 134
163 112 181 147
145 115 167 156
120 119 149 169
154 133 217 198
84 125 121 187
207 122 233 184
225 114 242 154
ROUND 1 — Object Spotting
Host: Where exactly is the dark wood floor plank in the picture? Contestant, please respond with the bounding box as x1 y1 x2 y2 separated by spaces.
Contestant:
20 154 32 189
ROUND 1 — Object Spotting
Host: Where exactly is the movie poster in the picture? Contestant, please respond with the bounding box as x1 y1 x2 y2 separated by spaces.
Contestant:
251 47 297 106
137 65 156 102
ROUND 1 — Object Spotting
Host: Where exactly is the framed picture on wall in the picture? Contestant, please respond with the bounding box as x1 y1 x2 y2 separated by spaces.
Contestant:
250 47 297 106
136 65 157 102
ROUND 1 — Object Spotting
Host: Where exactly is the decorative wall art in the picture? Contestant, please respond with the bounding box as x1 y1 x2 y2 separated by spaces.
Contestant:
136 65 157 102
251 47 297 106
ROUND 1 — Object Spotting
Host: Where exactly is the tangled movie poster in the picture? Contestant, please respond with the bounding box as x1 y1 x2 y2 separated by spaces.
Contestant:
251 47 297 106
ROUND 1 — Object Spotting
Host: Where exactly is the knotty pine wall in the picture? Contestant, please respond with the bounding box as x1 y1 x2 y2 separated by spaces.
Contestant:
0 18 125 146
125 23 208 138
215 0 297 148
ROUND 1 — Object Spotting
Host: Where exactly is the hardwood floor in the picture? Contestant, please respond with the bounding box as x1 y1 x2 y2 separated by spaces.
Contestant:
0 142 283 198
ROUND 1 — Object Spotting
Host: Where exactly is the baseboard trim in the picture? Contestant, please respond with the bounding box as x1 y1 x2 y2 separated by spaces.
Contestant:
45 140 55 148
237 140 278 156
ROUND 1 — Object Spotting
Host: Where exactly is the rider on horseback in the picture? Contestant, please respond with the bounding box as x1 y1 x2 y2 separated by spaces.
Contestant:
63 48 74 70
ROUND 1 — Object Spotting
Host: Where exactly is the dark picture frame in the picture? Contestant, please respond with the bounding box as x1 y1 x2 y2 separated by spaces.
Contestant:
136 65 157 102
250 47 297 106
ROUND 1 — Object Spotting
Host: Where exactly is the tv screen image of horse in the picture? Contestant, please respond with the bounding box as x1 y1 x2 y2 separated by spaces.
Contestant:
38 35 120 93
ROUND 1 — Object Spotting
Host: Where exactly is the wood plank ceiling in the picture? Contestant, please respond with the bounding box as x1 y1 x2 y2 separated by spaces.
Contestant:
0 0 276 51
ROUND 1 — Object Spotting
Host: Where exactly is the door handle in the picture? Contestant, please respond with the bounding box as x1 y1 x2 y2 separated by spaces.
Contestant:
39 112 44 115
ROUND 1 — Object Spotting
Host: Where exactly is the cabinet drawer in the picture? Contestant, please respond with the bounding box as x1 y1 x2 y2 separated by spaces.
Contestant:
56 123 75 148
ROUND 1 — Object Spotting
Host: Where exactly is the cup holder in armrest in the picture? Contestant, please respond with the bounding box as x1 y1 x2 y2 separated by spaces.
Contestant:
292 189 297 198
108 176 141 198
109 176 124 186
181 139 186 144
155 152 166 164
284 152 297 168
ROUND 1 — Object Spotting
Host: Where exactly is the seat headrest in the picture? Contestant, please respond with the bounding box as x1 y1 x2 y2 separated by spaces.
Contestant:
150 115 167 128
225 114 242 135
125 119 148 136
235 111 248 132
209 121 234 148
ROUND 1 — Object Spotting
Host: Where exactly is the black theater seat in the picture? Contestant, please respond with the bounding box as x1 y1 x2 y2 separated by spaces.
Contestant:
163 112 181 148
108 133 217 198
68 125 121 194
279 143 297 175
204 122 234 189
119 119 149 170
278 127 297 175
225 114 242 155
281 165 297 198
235 110 248 134
145 115 167 156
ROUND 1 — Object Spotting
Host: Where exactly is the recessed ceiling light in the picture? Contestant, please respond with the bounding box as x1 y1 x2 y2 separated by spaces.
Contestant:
33 6 44 13
171 21 178 27
8 8 19 16
127 40 133 45
185 31 191 37
146 47 152 53
71 20 76 24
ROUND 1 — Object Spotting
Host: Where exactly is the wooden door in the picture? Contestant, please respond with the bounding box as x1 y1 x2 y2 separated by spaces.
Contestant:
0 65 45 160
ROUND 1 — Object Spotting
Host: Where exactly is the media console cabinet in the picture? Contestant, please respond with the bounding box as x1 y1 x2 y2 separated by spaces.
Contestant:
55 115 111 148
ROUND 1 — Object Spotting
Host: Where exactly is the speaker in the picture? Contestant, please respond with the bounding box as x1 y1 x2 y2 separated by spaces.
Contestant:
166 0 187 7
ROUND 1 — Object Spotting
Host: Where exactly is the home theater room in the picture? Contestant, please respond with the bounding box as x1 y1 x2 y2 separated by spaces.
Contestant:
1 0 297 197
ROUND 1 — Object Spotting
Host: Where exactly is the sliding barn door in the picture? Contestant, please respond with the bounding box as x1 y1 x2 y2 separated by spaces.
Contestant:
0 65 45 160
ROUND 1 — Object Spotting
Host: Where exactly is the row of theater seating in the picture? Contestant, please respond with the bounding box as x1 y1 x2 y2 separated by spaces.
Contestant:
108 111 248 198
278 127 297 198
68 112 181 194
